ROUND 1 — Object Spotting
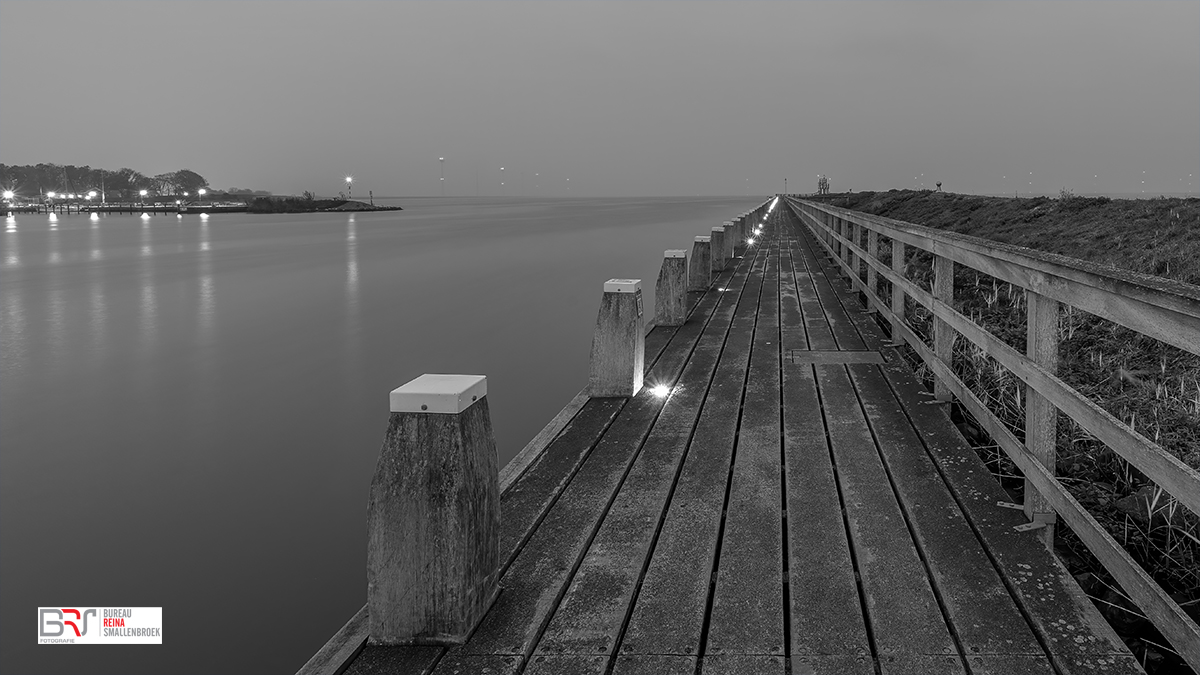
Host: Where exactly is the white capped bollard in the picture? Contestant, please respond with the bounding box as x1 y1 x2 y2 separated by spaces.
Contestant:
722 221 735 259
655 250 688 327
689 236 711 291
589 279 645 397
367 374 500 645
710 226 726 273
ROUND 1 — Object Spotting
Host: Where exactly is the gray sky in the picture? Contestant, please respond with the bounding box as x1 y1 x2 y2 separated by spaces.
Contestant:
1 1 1197 197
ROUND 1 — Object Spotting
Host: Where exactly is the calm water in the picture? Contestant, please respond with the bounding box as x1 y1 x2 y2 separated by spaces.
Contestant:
0 196 762 674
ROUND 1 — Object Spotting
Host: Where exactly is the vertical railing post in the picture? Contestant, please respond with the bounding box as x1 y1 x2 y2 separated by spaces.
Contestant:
866 226 879 309
1025 291 1060 544
710 226 726 274
890 237 906 344
689 236 711 291
722 221 735 261
589 279 645 397
368 374 500 644
655 250 688 327
933 255 955 402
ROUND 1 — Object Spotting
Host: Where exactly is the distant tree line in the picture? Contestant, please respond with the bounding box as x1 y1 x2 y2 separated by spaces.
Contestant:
0 163 271 201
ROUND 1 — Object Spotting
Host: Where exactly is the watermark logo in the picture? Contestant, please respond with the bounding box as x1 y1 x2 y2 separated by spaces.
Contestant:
38 607 162 644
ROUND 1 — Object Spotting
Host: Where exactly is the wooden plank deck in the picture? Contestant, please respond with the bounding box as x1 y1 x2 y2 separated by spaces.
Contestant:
339 208 1142 675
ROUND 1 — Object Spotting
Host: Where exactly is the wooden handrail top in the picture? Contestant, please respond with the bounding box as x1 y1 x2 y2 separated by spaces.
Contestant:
791 198 1200 324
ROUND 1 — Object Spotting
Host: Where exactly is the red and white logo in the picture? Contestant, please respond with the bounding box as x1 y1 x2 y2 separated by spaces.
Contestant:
38 607 162 644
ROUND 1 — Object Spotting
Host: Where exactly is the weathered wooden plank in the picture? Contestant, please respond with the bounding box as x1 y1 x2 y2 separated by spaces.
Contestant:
428 652 521 675
701 654 786 674
932 254 954 402
816 364 959 661
847 363 1050 665
875 352 1142 675
967 654 1056 675
523 653 606 675
300 605 370 675
708 245 784 657
612 654 695 675
440 290 732 667
879 654 965 674
784 350 882 364
778 240 809 351
530 247 760 658
1024 290 1059 543
342 645 443 675
782 353 870 659
790 245 837 350
499 398 626 562
617 252 765 658
790 654 874 675
796 228 866 350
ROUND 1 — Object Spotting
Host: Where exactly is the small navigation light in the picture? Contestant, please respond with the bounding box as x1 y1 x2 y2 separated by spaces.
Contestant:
747 237 756 245
650 384 671 398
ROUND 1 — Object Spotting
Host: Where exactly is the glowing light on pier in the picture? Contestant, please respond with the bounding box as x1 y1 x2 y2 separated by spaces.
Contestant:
649 384 671 398
47 191 56 198
747 237 756 246
2 190 13 200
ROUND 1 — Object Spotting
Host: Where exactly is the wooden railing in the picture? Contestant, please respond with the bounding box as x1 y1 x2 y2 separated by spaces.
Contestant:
783 196 1200 670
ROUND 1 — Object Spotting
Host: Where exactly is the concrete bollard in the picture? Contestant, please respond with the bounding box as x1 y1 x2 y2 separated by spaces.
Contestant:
722 221 735 260
655 250 688 327
588 279 645 397
710 226 726 273
689 236 711 291
367 374 500 645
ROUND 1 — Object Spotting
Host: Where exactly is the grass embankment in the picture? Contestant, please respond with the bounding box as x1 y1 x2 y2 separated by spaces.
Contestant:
824 190 1200 673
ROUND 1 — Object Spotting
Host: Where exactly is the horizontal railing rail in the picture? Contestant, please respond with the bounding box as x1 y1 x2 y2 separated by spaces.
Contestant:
784 196 1200 671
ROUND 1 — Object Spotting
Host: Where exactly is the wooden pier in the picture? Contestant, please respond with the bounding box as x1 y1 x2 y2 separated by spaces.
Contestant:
301 197 1200 675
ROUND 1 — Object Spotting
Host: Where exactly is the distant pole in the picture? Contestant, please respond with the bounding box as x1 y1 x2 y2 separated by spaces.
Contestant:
439 157 445 196
346 176 353 202
784 178 787 194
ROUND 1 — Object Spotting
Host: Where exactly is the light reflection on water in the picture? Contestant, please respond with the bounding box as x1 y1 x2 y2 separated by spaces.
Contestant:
0 197 764 674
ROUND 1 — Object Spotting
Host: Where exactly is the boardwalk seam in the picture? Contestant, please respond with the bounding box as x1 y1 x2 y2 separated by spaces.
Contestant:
814 363 883 675
872 359 1069 675
694 246 767 675
775 235 793 673
846 364 974 674
602 246 758 675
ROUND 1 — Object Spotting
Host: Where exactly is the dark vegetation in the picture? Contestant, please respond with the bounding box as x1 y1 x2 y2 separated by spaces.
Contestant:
246 196 401 213
0 163 272 202
821 189 1200 673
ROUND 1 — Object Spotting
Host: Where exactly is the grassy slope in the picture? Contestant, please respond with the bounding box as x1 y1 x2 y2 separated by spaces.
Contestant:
822 190 1200 673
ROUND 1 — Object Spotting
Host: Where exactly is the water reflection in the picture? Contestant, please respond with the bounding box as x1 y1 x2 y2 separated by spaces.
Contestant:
1 288 25 374
48 228 61 264
89 281 107 356
140 223 156 347
198 221 214 344
90 212 99 224
4 228 17 266
346 218 359 308
90 224 102 261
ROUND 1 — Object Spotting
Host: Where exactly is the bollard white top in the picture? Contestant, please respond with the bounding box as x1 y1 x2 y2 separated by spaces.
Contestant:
664 249 687 258
390 374 487 414
694 236 710 243
604 278 641 293
711 226 724 233
723 221 734 227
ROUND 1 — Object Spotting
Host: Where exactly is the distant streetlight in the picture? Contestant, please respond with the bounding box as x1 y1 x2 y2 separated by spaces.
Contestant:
139 189 148 205
439 158 445 196
500 167 504 195
198 188 207 205
2 190 13 201
47 191 57 199
345 176 353 201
